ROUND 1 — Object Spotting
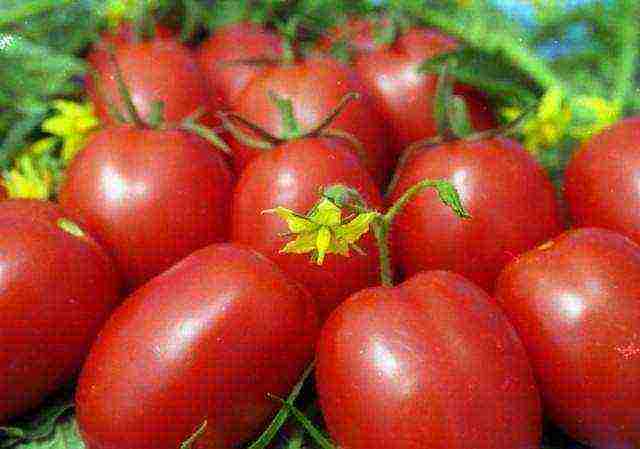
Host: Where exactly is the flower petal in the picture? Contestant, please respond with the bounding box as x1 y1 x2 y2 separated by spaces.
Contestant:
308 198 342 226
263 207 318 233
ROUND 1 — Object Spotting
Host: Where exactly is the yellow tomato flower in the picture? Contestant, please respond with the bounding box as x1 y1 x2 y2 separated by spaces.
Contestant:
2 148 55 200
568 95 620 141
41 100 99 164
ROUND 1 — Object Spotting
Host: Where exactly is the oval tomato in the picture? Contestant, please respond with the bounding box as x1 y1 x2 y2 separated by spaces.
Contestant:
316 270 542 449
228 57 394 186
388 137 563 292
232 137 381 322
565 116 640 243
0 200 120 423
58 127 234 289
495 228 640 449
197 22 284 106
86 34 219 126
76 243 318 449
318 20 495 154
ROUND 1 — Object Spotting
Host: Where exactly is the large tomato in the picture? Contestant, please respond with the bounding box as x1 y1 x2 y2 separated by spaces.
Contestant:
228 57 394 186
388 137 563 292
565 116 640 243
232 137 381 321
316 270 542 449
197 22 284 106
0 200 120 423
76 244 318 449
58 127 234 289
319 19 495 154
495 228 640 449
86 32 219 126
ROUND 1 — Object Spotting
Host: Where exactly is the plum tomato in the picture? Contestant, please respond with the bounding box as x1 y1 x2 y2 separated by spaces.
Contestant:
75 243 318 449
565 116 640 244
388 137 563 292
197 22 284 106
58 126 234 290
316 270 542 449
495 228 640 449
228 57 394 186
0 199 120 423
232 137 382 322
320 20 495 154
86 32 219 126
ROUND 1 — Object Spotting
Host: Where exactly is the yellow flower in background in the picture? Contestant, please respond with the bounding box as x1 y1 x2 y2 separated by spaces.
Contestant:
105 0 160 28
2 141 57 200
568 96 620 141
41 100 99 164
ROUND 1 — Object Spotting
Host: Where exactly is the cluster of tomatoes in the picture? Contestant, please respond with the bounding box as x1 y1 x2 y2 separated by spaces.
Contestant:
1 15 639 449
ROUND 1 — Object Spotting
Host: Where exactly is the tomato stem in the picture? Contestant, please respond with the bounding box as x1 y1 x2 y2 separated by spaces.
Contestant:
107 46 147 128
372 218 394 287
181 119 232 156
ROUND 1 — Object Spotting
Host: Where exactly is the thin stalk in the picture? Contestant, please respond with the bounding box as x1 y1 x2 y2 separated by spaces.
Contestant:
181 120 232 156
108 49 146 128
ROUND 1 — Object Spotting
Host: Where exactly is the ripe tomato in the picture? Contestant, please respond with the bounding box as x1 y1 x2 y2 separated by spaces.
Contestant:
86 32 219 126
316 270 542 449
388 137 563 292
58 127 234 289
0 200 120 423
565 116 640 244
197 22 284 106
228 57 394 186
76 243 318 449
495 228 640 449
232 137 381 322
319 20 495 154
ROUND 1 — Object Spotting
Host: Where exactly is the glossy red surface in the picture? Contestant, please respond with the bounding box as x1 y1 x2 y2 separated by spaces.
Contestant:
197 22 284 106
76 244 318 449
232 138 381 321
495 228 640 449
388 137 563 291
86 35 218 126
316 270 542 449
0 200 120 422
228 57 394 186
58 127 234 289
565 116 640 243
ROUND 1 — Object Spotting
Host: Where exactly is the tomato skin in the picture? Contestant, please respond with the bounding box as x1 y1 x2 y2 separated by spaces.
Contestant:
388 137 563 292
58 127 234 289
197 22 284 106
86 35 219 126
495 228 640 449
229 57 394 186
316 271 542 449
565 116 640 243
76 243 318 449
232 138 381 322
0 200 120 423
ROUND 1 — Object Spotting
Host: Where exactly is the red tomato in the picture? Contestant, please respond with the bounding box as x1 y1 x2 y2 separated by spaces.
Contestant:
495 228 640 449
58 127 234 289
316 270 542 449
232 137 381 322
86 32 219 126
565 116 640 243
388 137 563 292
319 20 495 154
76 243 318 449
197 22 284 106
315 16 391 54
0 200 120 423
228 57 394 186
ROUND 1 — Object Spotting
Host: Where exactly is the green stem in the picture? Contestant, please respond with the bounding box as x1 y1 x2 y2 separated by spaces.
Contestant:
0 0 75 26
108 48 146 128
372 218 394 287
613 0 639 108
181 120 232 156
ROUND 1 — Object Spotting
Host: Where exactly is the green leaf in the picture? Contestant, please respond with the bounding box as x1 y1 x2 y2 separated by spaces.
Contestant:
447 95 475 139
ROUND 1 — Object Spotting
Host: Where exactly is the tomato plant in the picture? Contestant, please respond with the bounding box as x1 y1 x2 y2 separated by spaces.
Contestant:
86 31 219 126
316 270 542 449
75 243 318 449
388 137 563 292
197 22 284 107
58 126 234 289
495 228 640 449
0 199 120 423
565 116 640 244
318 19 495 154
232 138 382 322
227 57 394 185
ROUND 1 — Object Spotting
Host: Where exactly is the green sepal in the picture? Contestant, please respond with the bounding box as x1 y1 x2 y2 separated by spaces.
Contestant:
433 180 471 219
433 62 454 138
268 91 301 140
447 95 475 138
179 420 207 449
